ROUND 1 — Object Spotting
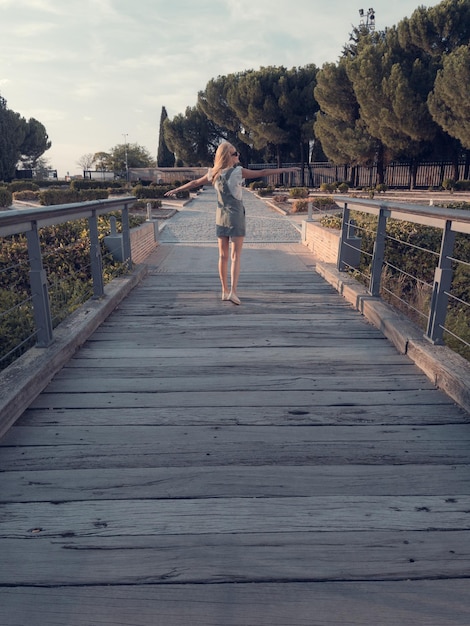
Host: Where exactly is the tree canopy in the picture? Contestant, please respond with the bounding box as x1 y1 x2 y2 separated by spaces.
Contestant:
428 45 470 150
161 0 470 179
85 144 156 173
0 95 51 181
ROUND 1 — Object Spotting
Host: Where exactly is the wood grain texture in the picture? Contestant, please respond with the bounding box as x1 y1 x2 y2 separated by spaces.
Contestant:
0 241 469 625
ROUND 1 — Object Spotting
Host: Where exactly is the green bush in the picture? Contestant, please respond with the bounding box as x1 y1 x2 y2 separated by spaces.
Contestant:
13 190 40 202
319 182 337 193
455 180 470 191
313 196 337 209
256 186 275 197
0 186 12 207
442 178 456 191
289 187 308 199
133 184 190 199
132 199 162 210
39 188 108 205
71 179 121 191
337 182 349 193
39 188 80 205
291 199 309 213
8 181 40 192
79 189 109 201
249 181 267 190
375 183 388 193
108 186 134 195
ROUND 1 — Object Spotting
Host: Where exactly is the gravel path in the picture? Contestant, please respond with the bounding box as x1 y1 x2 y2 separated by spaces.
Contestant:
158 187 302 244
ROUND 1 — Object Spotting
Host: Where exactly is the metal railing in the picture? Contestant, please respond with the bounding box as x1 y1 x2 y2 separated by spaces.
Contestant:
0 197 136 366
336 197 470 356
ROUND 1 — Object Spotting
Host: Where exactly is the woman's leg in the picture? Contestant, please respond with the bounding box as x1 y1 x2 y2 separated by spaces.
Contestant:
218 236 230 298
229 236 244 302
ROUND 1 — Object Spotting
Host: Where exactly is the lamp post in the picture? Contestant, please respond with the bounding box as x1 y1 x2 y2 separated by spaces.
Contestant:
358 7 375 31
122 133 129 182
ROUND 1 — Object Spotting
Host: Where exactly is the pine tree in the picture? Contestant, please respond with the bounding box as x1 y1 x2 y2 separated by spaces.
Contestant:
157 106 175 167
428 45 470 150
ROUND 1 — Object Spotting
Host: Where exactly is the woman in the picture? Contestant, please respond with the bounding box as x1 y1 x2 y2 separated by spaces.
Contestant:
165 142 299 305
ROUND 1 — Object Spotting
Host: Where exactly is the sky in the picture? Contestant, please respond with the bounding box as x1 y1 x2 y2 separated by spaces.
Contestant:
0 0 440 177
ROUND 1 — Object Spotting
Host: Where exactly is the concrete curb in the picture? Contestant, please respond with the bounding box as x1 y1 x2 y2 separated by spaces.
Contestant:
0 264 148 438
316 261 470 416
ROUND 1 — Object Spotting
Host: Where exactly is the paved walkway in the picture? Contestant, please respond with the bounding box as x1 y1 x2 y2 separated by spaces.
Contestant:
159 187 303 244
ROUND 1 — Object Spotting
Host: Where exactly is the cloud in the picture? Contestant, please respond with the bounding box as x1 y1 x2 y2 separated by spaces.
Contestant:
0 0 441 176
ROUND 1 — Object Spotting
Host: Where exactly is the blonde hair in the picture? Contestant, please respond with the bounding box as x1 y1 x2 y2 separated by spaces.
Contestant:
211 142 236 183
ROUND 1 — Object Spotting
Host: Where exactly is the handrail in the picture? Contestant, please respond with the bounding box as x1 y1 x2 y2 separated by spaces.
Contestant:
0 196 136 352
336 196 470 233
335 196 470 348
0 196 136 236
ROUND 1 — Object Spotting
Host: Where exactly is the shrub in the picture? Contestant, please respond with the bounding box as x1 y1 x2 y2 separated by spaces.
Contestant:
442 178 456 191
71 180 109 191
455 180 470 191
108 186 134 195
0 187 13 208
8 181 40 192
133 184 169 199
39 188 80 205
249 180 267 190
337 182 349 193
79 189 109 201
312 196 337 209
375 183 388 193
289 187 308 199
136 184 190 199
256 186 275 197
132 199 162 210
438 201 470 211
291 199 309 213
13 190 40 202
273 195 289 203
320 213 342 229
319 182 337 193
39 188 108 205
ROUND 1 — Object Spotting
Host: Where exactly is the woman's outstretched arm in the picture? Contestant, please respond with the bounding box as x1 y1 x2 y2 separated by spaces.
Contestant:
164 173 210 197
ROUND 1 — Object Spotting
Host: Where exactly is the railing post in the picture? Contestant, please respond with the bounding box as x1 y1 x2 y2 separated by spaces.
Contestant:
337 202 350 272
121 203 132 269
88 210 104 299
426 220 456 344
369 208 387 296
26 224 54 347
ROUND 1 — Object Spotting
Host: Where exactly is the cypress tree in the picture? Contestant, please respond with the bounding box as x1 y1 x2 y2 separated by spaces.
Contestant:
157 106 175 167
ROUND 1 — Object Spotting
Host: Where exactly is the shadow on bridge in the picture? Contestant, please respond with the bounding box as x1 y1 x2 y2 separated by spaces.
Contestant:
0 240 469 625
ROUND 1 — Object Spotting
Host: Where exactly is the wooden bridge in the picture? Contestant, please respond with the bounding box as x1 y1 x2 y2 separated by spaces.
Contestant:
1 232 470 624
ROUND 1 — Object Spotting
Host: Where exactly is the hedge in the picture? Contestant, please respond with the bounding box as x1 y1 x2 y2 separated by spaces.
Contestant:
0 187 12 208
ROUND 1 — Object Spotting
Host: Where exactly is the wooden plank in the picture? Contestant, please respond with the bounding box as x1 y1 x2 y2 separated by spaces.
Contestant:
3 581 467 626
0 580 470 626
43 373 436 393
1 530 469 585
27 388 456 409
16 403 465 426
69 344 403 360
3 424 470 447
1 496 470 538
1 440 469 471
78 334 388 349
2 465 469 503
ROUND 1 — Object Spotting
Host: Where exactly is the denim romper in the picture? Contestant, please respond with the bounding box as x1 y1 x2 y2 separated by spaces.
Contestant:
214 166 246 238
